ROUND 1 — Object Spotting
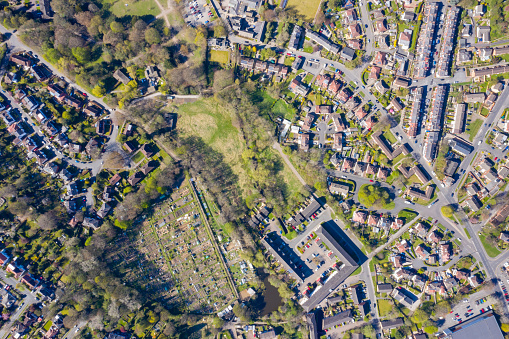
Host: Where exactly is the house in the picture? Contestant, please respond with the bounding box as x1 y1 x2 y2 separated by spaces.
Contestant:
124 140 137 153
391 255 403 268
377 283 393 293
392 287 418 309
415 223 428 238
396 240 409 253
373 52 387 67
96 119 109 135
426 281 446 295
455 269 470 281
103 186 114 202
329 80 341 95
21 273 39 290
84 102 102 117
468 275 482 288
288 78 309 96
0 289 15 308
113 69 130 85
347 39 362 50
477 26 491 43
344 8 357 23
474 4 485 17
415 244 430 259
391 218 403 230
499 232 509 243
464 92 486 103
47 84 66 101
380 318 404 330
140 144 154 158
485 92 497 110
412 275 426 290
457 49 472 64
369 66 381 80
374 20 387 34
466 195 482 212
128 172 144 186
362 116 376 129
352 210 367 223
141 160 157 175
340 46 355 61
299 133 310 151
329 182 349 196
63 96 83 109
428 230 442 244
377 167 390 181
259 330 276 339
109 173 122 185
444 277 458 291
368 214 380 226
97 202 112 219
374 80 389 94
393 77 410 89
398 30 412 50
355 105 368 120
438 243 451 262
389 97 404 112
401 11 414 21
10 54 33 67
85 138 100 155
6 263 25 279
0 250 11 267
83 217 101 230
478 48 493 61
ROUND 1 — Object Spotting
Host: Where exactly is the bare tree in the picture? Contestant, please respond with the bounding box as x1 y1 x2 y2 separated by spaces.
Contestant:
103 151 127 169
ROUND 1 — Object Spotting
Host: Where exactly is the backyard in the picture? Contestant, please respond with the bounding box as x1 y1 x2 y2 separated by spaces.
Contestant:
286 0 322 21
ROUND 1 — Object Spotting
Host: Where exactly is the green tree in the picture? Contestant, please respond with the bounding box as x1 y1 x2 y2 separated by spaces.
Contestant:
72 46 91 64
441 205 454 218
92 85 107 98
145 28 161 44
501 323 509 333
110 21 124 33
424 325 438 335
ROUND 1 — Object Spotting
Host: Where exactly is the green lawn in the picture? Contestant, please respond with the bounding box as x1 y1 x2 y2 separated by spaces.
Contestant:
110 0 161 17
479 234 501 257
378 299 393 317
132 151 144 163
397 209 418 224
43 321 53 331
209 50 230 64
273 99 296 120
466 119 483 141
286 0 322 21
383 130 397 144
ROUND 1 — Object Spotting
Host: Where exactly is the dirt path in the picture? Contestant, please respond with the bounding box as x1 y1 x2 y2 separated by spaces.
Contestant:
154 0 171 27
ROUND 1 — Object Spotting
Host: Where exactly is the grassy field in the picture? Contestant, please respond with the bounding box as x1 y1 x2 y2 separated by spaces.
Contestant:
397 209 418 223
209 50 230 64
466 119 483 141
272 99 296 120
378 299 393 317
107 0 161 17
132 151 144 163
286 0 321 21
176 99 303 200
479 234 501 257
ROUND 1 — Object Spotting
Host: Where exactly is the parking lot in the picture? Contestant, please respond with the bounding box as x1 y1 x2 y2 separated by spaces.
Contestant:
441 293 492 329
183 0 214 27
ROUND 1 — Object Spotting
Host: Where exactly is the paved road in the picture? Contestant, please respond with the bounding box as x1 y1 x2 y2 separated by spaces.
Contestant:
0 270 38 339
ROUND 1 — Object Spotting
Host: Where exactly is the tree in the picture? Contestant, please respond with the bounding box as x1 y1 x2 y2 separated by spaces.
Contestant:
110 21 124 33
72 46 91 64
145 28 161 44
37 210 59 230
211 316 224 328
424 325 438 334
92 85 107 98
441 205 454 218
214 24 227 37
501 323 509 333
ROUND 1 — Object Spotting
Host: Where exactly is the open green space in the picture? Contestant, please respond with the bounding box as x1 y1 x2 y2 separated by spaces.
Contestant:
108 0 161 17
466 119 483 142
209 50 230 64
397 209 418 223
479 234 501 258
272 99 297 120
286 0 321 21
131 151 144 163
378 299 393 317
